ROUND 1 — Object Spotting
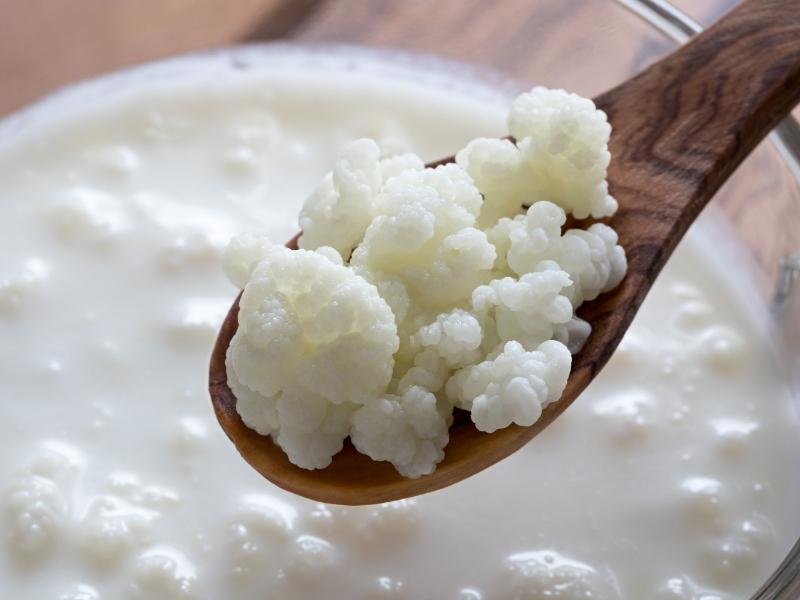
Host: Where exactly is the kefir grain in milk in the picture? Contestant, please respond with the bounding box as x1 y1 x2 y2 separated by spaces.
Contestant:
1 48 798 599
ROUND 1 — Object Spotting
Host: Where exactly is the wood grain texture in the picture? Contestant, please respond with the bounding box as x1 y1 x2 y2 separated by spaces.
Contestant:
295 0 674 99
0 0 294 115
0 0 737 117
209 0 800 505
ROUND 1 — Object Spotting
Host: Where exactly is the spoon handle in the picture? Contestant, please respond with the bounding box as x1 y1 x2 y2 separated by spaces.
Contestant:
598 0 800 246
574 0 800 380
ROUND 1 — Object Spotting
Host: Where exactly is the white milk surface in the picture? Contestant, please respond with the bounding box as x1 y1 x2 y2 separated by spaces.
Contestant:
1 50 799 599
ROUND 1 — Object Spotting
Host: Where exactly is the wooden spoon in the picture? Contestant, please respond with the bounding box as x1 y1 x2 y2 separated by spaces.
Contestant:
210 0 800 505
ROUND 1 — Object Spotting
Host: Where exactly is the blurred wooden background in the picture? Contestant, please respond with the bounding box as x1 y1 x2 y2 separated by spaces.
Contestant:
0 0 738 116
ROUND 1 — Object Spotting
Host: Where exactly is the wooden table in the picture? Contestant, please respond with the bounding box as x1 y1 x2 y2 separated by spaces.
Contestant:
0 0 735 116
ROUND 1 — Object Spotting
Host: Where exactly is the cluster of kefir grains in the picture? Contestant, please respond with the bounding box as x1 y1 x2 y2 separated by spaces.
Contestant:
225 87 627 476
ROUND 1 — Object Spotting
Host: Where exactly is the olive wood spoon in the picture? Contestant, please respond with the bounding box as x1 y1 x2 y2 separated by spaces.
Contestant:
210 0 800 505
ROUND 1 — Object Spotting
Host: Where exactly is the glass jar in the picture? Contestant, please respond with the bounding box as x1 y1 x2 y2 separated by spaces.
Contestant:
1 1 797 597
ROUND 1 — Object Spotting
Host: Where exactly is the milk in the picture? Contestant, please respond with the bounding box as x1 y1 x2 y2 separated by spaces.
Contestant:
1 47 797 599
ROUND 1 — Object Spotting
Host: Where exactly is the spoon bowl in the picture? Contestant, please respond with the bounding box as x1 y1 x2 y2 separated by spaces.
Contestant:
210 0 800 505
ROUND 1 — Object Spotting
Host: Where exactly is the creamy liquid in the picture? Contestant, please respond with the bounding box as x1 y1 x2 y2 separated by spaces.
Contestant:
1 49 798 600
